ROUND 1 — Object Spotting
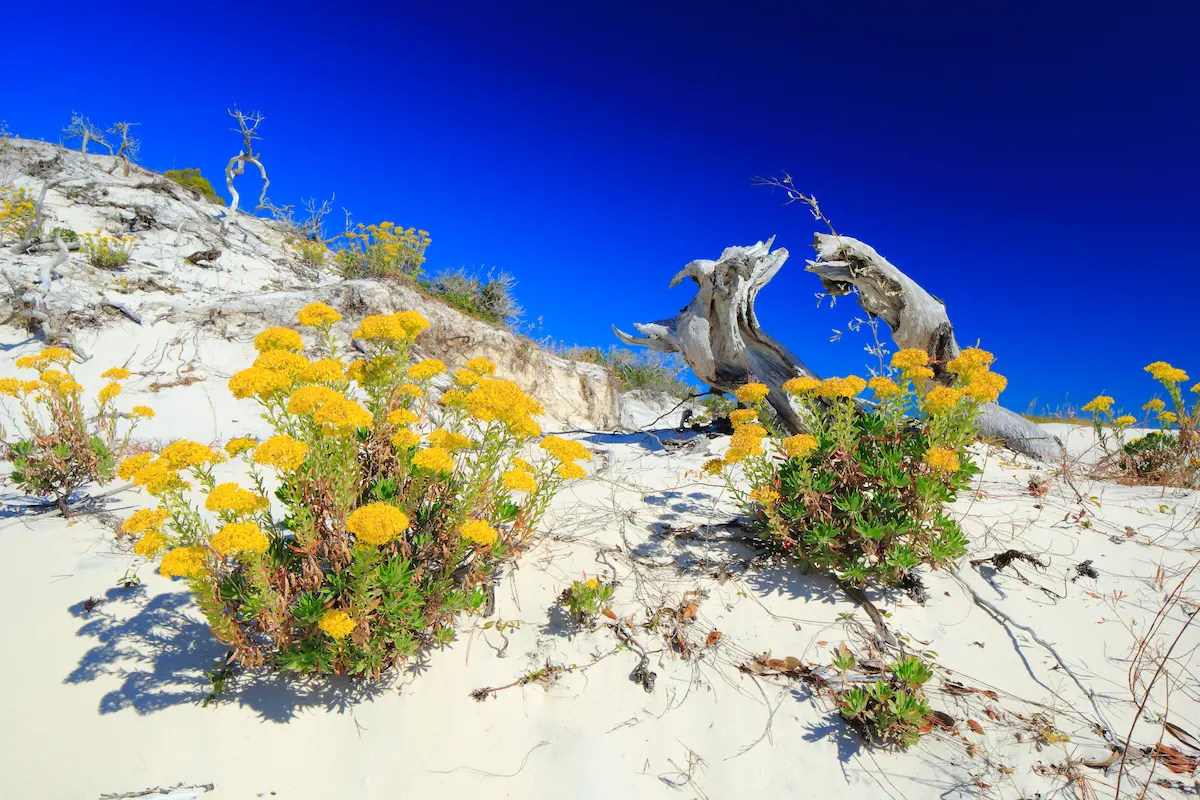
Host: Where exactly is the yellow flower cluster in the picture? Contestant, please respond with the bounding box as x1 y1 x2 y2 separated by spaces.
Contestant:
0 185 36 241
726 421 767 464
229 366 290 400
14 347 76 371
1081 395 1115 414
407 358 446 380
102 367 132 380
287 385 342 415
465 357 496 376
730 409 759 427
734 382 770 405
460 519 498 546
749 486 779 505
122 507 170 536
130 405 155 419
783 376 820 395
80 231 136 268
312 397 372 432
818 376 867 399
1115 415 1136 428
346 503 410 545
922 386 963 414
318 609 356 640
352 311 430 343
945 348 995 380
412 446 455 473
211 522 270 555
540 436 591 463
387 408 419 426
868 377 902 398
428 429 472 451
392 428 420 448
205 482 268 515
961 371 1007 403
702 458 724 476
254 350 310 377
891 349 929 371
133 530 168 557
98 382 122 403
292 240 329 268
341 222 432 276
781 433 819 459
118 453 154 481
160 546 206 579
254 327 305 353
1143 398 1166 412
556 462 587 479
922 447 960 473
225 437 258 456
254 434 309 471
158 440 220 471
464 378 545 434
1146 361 1189 385
305 358 345 385
0 378 18 397
502 468 538 493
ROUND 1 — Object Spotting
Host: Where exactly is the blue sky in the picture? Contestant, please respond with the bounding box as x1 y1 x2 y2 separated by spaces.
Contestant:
6 0 1197 415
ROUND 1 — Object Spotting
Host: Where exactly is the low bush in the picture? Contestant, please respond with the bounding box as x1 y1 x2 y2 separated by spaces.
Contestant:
562 345 691 396
837 654 934 747
290 238 327 268
81 231 135 268
710 347 1004 588
422 268 523 327
334 222 430 281
0 350 151 514
118 303 590 677
557 576 614 628
165 168 224 205
0 184 37 243
1083 361 1197 486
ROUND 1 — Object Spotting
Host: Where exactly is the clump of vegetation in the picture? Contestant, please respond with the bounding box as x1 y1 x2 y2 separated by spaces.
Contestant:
422 268 523 328
557 576 614 628
80 231 135 268
119 303 590 677
696 393 737 423
334 222 430 281
0 184 37 243
1083 361 1197 486
837 654 934 747
711 347 1006 588
165 168 224 205
47 226 78 244
0 350 151 515
291 238 327 268
561 345 691 395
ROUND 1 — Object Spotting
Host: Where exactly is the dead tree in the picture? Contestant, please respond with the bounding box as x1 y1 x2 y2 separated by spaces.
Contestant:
105 122 141 176
614 237 1063 461
222 108 271 231
62 113 112 167
2 234 87 358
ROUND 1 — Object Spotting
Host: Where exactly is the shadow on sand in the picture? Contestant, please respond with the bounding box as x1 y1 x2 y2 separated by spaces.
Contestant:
65 586 389 723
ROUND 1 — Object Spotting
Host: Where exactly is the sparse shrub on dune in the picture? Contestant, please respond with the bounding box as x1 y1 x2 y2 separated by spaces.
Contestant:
0 350 150 514
118 303 589 678
423 267 523 328
836 653 934 747
0 184 37 243
557 575 615 629
164 168 224 205
711 347 1006 588
80 230 135 268
334 222 431 281
560 345 691 396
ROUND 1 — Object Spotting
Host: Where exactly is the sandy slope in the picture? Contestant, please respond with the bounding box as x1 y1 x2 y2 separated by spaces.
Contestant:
1 332 1198 799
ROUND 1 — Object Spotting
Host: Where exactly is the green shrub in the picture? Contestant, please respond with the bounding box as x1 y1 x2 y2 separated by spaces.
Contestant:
561 345 690 396
557 576 614 627
711 347 1006 588
837 654 933 747
334 221 430 280
422 268 523 327
165 168 224 205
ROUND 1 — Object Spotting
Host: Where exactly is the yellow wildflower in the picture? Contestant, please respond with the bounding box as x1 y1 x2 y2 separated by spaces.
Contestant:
465 357 496 376
585 578 600 589
1191 382 1200 394
556 462 587 480
254 350 310 378
730 409 759 427
347 503 410 546
253 327 304 353
540 435 591 463
210 522 270 555
460 519 498 546
463 378 545 427
353 311 430 342
0 377 18 397
296 302 342 327
56 378 83 395
783 376 820 395
1145 361 1189 385
117 453 155 481
512 457 534 472
387 408 419 426
286 385 342 415
16 347 75 370
122 507 170 536
891 349 929 371
101 367 132 380
96 382 121 404
962 372 1007 403
1114 415 1136 428
781 433 819 459
254 434 309 471
19 379 40 394
225 437 258 457
159 546 207 579
130 405 155 419
702 458 724 476
723 446 755 465
205 482 268 515
1081 395 1115 414
158 440 220 471
392 428 420 448
304 358 346 384
428 429 472 451
133 529 168 557
453 368 480 387
398 382 425 398
906 366 935 382
440 388 468 407
312 397 373 432
1160 411 1178 425
868 376 902 398
318 609 356 640
502 469 538 493
228 367 290 400
1143 398 1166 412
133 460 188 496
412 446 455 473
945 347 995 379
749 486 779 505
818 376 867 398
922 447 960 473
511 416 541 438
407 358 446 380
734 382 770 405
922 386 962 414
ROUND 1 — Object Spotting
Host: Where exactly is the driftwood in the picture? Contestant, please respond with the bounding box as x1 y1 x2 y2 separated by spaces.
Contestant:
614 236 1063 461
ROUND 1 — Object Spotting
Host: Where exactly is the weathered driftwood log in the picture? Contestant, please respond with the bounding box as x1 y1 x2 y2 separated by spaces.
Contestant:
615 237 1063 461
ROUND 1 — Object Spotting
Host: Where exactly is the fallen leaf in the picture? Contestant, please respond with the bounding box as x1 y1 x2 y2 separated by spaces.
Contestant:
682 602 697 619
968 719 984 735
706 631 722 646
603 609 617 620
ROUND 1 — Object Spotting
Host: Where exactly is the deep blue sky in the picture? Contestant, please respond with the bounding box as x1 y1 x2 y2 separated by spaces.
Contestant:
7 1 1197 415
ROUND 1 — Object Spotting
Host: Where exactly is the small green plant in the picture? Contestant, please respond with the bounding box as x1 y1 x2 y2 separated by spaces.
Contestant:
422 268 523 327
0 184 37 243
290 238 327 268
558 576 615 627
47 226 78 243
837 655 933 748
334 221 430 280
165 168 225 205
80 231 134 268
697 393 737 423
0 350 150 515
557 345 691 396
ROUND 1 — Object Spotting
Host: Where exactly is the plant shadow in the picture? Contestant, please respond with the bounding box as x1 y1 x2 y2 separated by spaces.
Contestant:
66 586 389 723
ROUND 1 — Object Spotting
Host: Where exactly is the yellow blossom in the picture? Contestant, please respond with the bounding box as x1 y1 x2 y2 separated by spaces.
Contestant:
312 397 373 432
1160 411 1178 425
1145 361 1189 385
781 433 819 459
253 327 305 353
296 302 342 328
407 358 446 380
512 416 541 438
906 366 935 382
133 529 168 557
465 357 496 376
205 482 268 515
387 408 419 426
730 409 759 427
353 311 430 342
922 386 962 414
440 388 468 407
1143 398 1166 412
130 405 155 419
16 346 76 370
749 486 779 505
132 460 188 496
463 378 544 427
392 428 420 448
97 382 122 403
318 609 356 640
891 349 929 371
868 376 902 398
412 446 455 473
783 376 820 395
158 440 220 471
286 385 343 415
453 368 480 387
734 382 770 405
210 522 270 555
460 519 499 546
398 382 425 398
1081 395 1115 414
723 446 755 465
254 434 309 471
962 372 1007 403
428 429 472 451
347 503 410 546
225 437 258 457
122 507 170 536
512 457 534 472
1114 415 1136 428
0 378 19 397
159 546 207 579
922 447 960 473
702 458 724 476
101 367 132 380
304 358 346 384
818 376 867 398
254 349 310 378
945 348 995 379
556 462 587 480
540 435 591 463
502 469 538 493
117 453 155 481
228 367 290 400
